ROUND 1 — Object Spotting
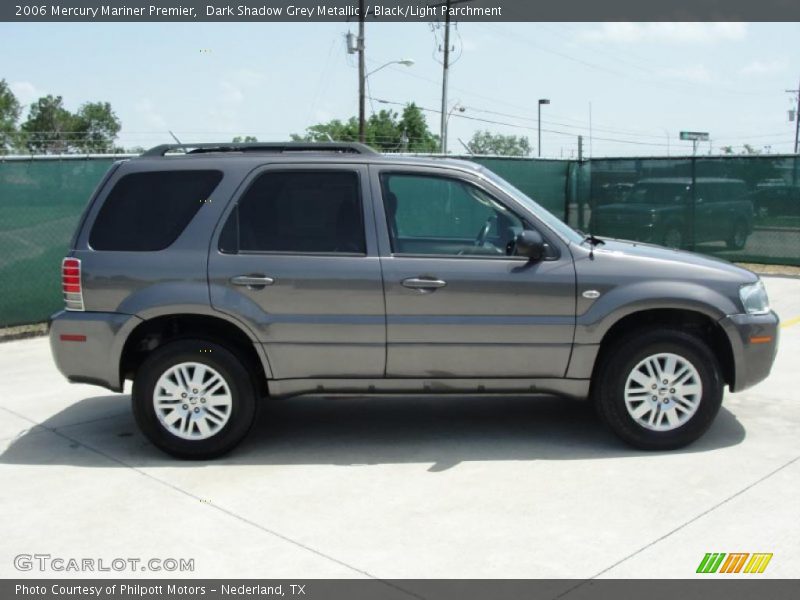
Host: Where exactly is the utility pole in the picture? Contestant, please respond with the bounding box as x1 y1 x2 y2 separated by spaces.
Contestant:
357 0 366 143
788 77 800 154
439 1 452 154
577 135 584 231
537 98 549 157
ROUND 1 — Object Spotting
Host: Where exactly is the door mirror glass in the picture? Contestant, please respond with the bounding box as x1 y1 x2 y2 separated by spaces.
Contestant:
515 230 545 261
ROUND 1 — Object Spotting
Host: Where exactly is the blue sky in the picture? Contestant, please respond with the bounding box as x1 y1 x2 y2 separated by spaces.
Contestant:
2 21 799 156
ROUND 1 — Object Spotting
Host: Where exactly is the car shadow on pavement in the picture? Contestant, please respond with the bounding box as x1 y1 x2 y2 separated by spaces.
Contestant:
0 393 746 470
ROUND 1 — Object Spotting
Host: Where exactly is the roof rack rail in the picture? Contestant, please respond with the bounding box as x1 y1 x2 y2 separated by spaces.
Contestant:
141 142 378 157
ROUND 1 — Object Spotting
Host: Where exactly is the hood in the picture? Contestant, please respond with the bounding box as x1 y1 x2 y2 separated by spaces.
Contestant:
594 202 655 212
589 238 757 284
593 202 677 216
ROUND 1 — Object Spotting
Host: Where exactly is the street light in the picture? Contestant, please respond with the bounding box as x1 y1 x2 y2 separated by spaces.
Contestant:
447 103 465 124
367 58 415 78
538 99 550 158
442 103 465 154
359 59 414 143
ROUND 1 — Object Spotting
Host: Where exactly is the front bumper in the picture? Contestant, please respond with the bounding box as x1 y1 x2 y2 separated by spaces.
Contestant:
718 310 779 392
49 310 142 392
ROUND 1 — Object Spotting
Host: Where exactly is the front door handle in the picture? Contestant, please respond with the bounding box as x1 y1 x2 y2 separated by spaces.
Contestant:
402 277 447 291
230 275 275 289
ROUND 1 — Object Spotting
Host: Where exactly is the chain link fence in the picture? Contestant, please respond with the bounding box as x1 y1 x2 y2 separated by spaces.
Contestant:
0 153 798 327
566 155 800 266
0 157 118 327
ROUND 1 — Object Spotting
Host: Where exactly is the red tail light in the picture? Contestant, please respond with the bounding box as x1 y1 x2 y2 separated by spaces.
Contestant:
62 257 84 311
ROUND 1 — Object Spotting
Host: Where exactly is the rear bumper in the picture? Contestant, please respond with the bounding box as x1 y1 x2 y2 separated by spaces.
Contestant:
718 310 779 392
49 310 142 392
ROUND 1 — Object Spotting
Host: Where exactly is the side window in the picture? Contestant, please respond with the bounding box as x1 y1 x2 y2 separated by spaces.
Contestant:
707 184 723 203
228 170 365 254
381 173 524 257
90 170 222 251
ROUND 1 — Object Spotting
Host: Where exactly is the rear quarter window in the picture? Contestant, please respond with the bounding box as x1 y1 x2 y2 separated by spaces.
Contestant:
89 170 223 251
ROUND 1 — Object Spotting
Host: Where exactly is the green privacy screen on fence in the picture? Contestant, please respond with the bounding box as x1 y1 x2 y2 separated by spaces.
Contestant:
0 158 117 327
0 154 798 327
571 156 800 266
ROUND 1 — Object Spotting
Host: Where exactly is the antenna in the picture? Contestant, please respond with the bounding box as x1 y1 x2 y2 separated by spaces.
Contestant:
169 131 188 154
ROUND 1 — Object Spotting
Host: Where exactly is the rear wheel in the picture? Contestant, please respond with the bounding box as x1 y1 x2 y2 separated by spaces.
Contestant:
726 220 748 250
594 328 723 450
132 339 258 459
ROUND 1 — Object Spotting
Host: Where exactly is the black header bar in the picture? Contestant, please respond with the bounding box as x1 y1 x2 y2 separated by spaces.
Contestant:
4 0 800 22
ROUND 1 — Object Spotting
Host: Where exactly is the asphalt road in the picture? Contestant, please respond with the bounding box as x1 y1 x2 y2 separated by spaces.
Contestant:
1 277 798 580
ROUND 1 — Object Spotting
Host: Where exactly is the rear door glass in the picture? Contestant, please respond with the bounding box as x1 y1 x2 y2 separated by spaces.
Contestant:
222 170 366 254
90 170 222 251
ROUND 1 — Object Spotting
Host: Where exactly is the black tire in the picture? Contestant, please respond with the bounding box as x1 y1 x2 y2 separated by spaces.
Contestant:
593 328 723 450
132 339 258 459
726 220 748 250
661 227 683 249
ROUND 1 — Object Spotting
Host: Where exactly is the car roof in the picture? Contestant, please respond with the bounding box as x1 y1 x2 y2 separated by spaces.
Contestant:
130 144 485 173
636 177 746 185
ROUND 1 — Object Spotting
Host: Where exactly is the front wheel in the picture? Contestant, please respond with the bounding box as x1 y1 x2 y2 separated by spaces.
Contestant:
132 339 258 459
661 227 684 249
594 329 723 450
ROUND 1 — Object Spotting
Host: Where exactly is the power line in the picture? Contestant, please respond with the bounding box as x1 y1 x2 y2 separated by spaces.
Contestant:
370 97 671 147
479 23 775 99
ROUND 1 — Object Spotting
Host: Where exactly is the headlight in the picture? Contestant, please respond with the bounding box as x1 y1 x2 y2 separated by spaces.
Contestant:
739 280 770 315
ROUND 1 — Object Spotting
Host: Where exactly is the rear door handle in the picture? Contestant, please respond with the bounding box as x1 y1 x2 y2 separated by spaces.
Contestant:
402 277 447 290
230 275 275 289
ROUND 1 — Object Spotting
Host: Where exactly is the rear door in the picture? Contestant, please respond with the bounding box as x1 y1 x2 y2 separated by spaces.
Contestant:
208 163 385 379
370 166 576 379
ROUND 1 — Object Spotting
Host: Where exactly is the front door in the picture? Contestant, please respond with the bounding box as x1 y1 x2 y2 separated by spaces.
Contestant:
371 167 576 379
208 164 385 379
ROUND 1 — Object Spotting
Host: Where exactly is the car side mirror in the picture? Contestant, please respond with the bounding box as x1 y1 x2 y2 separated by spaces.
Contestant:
515 230 545 261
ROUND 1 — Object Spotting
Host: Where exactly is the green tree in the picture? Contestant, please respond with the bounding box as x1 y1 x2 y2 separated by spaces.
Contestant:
0 79 21 153
467 130 531 156
20 95 76 153
232 135 258 143
398 103 438 152
72 101 121 152
292 103 438 152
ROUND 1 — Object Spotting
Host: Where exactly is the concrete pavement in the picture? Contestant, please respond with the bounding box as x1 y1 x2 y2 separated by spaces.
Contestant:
1 277 798 580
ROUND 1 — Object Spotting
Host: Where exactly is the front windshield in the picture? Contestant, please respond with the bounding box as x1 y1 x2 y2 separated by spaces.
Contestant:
479 166 585 244
627 183 690 205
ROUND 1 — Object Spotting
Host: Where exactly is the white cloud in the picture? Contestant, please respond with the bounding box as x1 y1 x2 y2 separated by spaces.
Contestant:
9 81 42 106
658 65 713 83
218 67 263 107
219 80 244 105
134 98 167 130
313 109 332 123
580 23 748 44
740 59 787 75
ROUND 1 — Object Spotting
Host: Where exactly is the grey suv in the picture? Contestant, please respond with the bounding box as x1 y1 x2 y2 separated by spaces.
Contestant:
49 142 779 459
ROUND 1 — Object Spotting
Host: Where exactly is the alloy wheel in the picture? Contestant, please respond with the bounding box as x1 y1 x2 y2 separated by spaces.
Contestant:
623 352 702 431
153 362 233 440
